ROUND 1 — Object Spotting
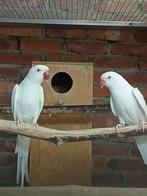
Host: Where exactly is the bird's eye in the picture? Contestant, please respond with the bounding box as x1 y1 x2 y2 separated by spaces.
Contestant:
108 76 111 79
37 68 41 72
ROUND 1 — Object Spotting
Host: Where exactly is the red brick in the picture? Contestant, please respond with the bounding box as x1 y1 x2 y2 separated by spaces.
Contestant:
123 72 147 84
0 167 16 186
47 54 88 62
93 144 130 156
0 67 17 77
139 58 147 69
92 114 118 127
0 26 43 37
47 28 88 39
0 95 11 106
21 39 61 52
91 29 134 41
93 97 109 105
110 159 145 171
93 70 101 81
0 53 41 64
128 173 147 187
21 67 30 78
94 56 134 68
136 30 147 42
93 172 123 186
0 168 16 182
112 43 147 56
139 87 147 99
93 85 110 97
0 142 15 152
93 158 108 169
0 39 17 51
0 81 14 93
0 113 11 120
131 146 142 157
109 137 134 143
0 155 15 166
68 41 109 55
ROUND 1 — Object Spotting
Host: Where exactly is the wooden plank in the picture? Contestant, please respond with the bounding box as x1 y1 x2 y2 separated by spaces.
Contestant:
1 186 147 196
0 104 111 115
30 113 92 185
30 62 93 186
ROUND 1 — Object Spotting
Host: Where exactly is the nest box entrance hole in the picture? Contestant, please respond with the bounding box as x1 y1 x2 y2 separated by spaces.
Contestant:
51 72 73 93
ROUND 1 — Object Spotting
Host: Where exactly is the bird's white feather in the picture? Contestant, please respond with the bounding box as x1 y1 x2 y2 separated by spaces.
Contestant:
132 87 147 118
101 71 147 165
11 64 49 186
11 84 19 122
110 96 117 117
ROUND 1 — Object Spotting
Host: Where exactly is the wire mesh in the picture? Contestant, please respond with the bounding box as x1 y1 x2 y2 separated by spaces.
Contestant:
0 0 146 25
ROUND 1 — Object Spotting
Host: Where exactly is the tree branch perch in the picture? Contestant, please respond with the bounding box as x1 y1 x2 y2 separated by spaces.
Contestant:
0 119 146 144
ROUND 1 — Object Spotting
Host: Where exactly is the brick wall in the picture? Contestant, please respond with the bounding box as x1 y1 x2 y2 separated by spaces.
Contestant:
0 25 147 187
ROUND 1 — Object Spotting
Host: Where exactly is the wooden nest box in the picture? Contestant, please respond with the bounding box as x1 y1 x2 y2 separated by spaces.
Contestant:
29 62 93 186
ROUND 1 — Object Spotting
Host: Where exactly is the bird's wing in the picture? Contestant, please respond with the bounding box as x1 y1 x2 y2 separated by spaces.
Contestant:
110 96 117 116
31 86 44 125
132 87 147 117
11 84 19 122
39 86 44 115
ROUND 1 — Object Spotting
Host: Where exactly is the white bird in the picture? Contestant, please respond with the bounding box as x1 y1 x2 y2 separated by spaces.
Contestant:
100 71 147 164
11 64 50 186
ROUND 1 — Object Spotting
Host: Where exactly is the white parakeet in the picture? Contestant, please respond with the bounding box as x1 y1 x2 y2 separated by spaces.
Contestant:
100 71 147 164
11 64 50 186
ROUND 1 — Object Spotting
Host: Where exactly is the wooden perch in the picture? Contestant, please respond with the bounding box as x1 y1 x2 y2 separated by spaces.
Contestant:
0 119 146 144
0 104 110 115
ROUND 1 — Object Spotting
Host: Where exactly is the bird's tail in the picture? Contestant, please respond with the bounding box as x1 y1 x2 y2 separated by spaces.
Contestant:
135 135 147 164
15 135 30 187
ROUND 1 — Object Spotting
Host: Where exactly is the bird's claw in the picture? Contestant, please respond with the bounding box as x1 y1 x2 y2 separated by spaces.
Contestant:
56 137 64 147
115 123 126 137
116 123 126 129
33 123 38 127
16 120 21 125
139 122 147 132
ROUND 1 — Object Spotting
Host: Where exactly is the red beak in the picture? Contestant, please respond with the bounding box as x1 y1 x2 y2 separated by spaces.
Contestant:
43 71 50 80
100 79 106 88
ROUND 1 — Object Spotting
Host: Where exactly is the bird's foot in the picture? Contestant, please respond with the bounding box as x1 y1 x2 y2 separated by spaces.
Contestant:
115 123 126 137
139 122 147 132
56 137 64 147
16 120 21 125
116 123 126 129
33 123 38 127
